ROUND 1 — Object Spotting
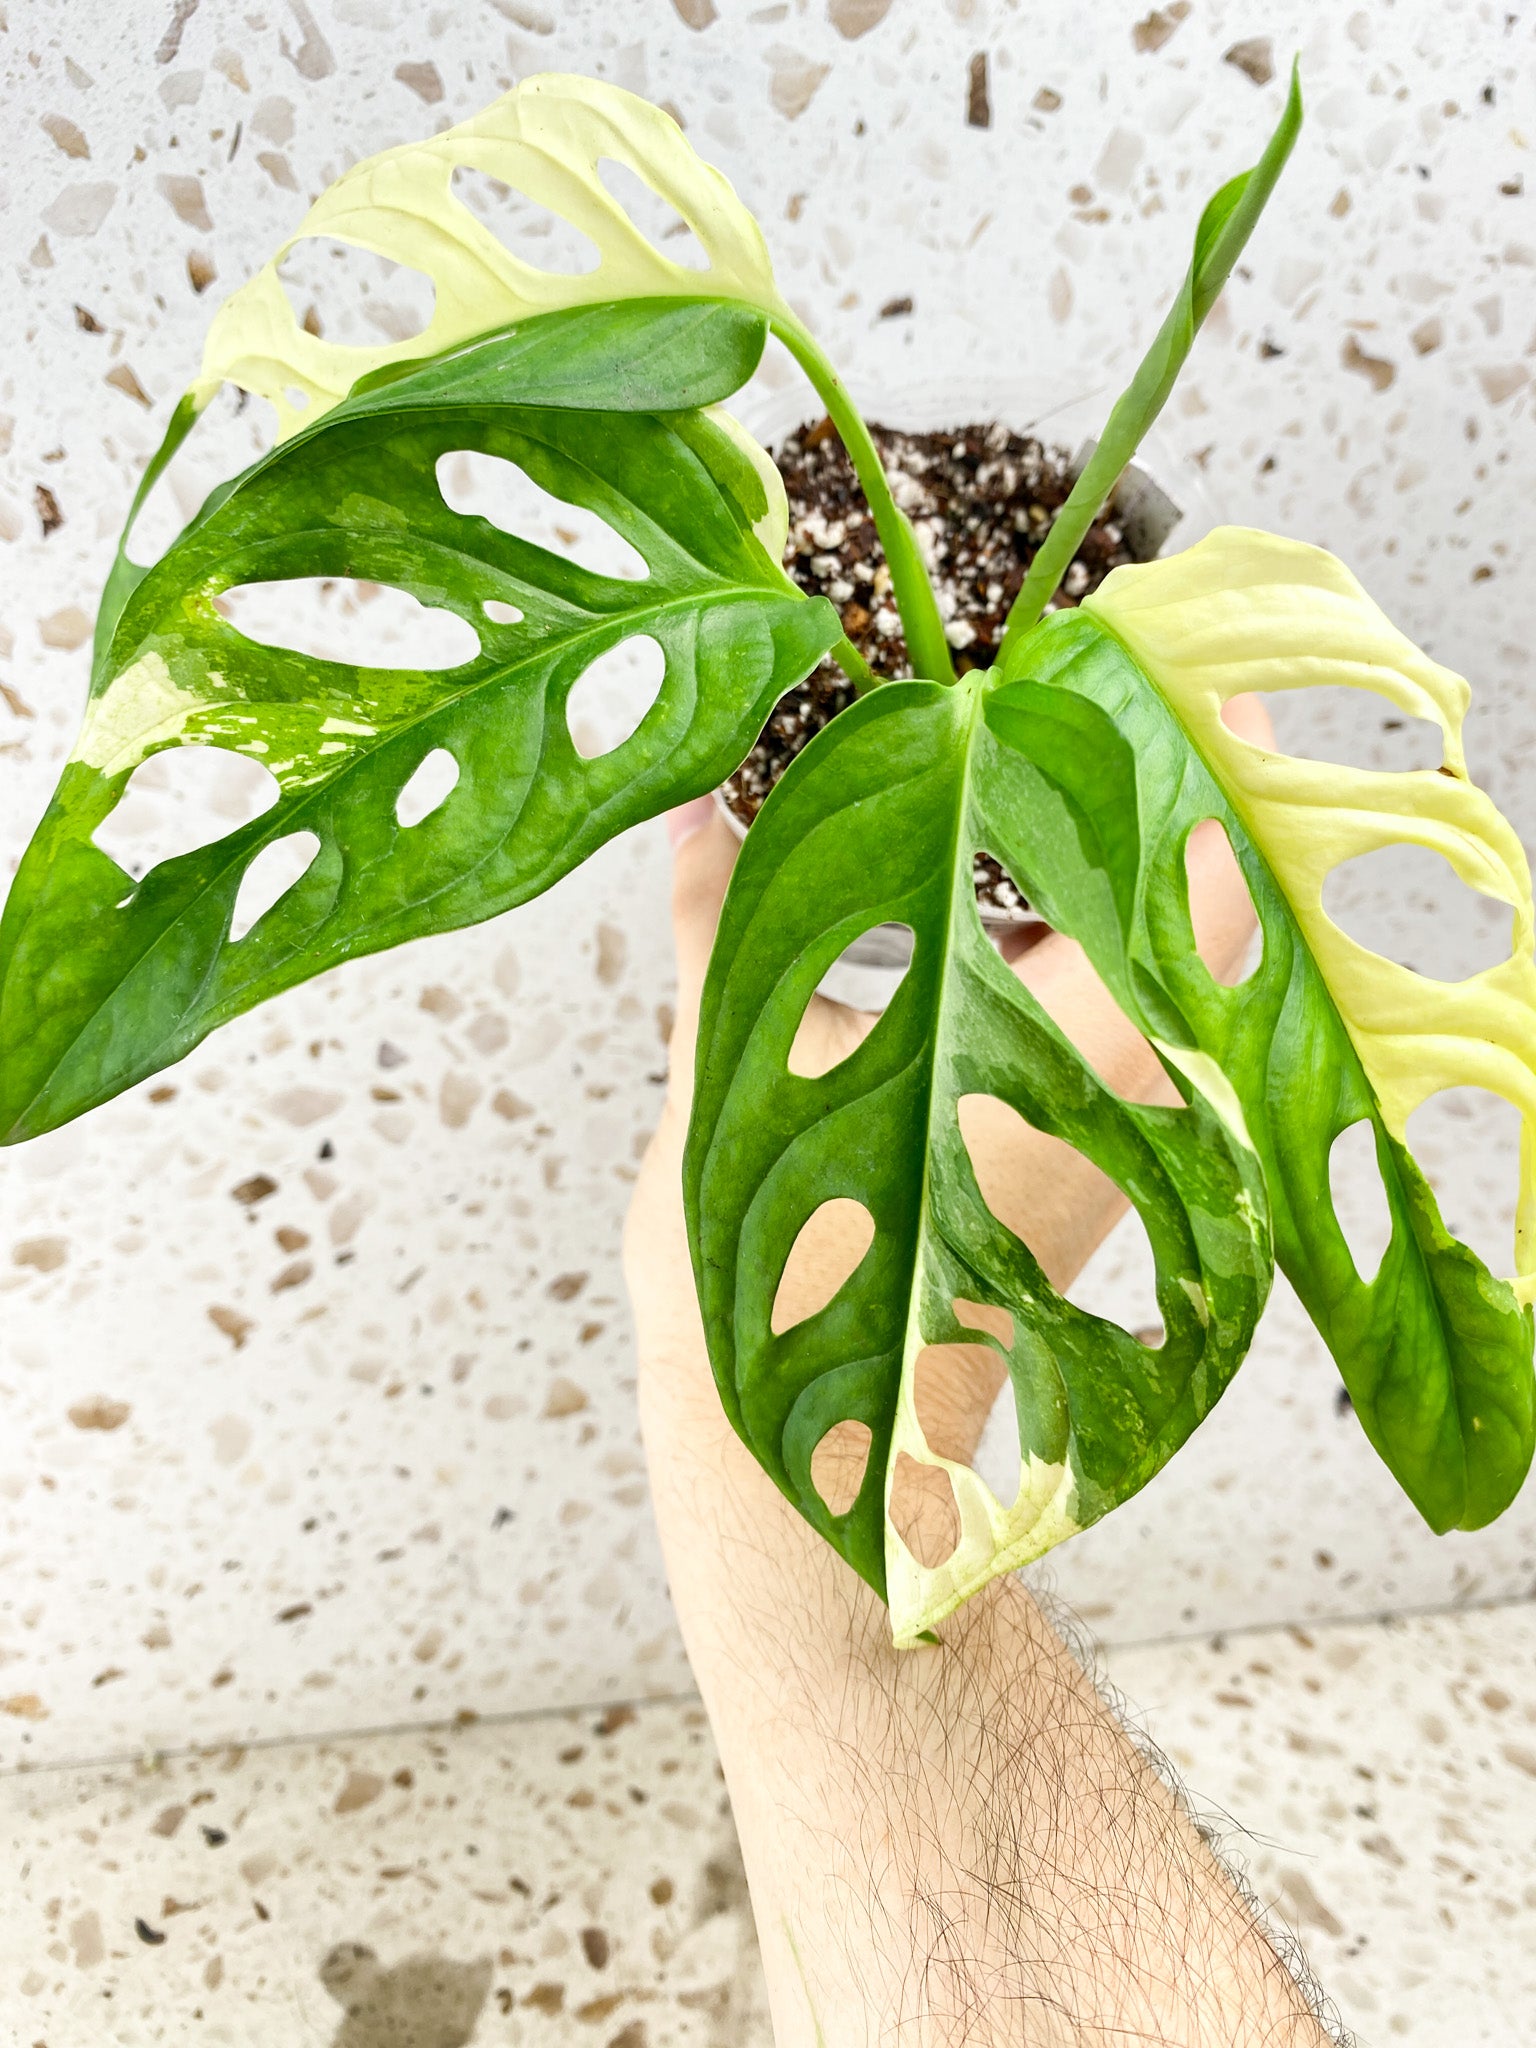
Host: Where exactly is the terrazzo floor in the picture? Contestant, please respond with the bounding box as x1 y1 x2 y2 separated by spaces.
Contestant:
4 1599 1533 2047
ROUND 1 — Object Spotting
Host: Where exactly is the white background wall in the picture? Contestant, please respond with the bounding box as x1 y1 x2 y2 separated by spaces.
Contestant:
1 0 1533 1769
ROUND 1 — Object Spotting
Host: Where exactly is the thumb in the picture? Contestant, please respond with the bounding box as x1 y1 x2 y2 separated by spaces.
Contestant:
666 799 739 1106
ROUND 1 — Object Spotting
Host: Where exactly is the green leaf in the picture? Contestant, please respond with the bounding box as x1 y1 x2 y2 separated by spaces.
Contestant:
684 673 1272 1645
0 301 839 1143
991 525 1536 1533
1000 60 1302 646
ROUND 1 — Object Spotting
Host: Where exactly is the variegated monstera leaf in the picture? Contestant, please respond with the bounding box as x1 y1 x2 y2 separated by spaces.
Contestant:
685 528 1536 1645
0 78 838 1140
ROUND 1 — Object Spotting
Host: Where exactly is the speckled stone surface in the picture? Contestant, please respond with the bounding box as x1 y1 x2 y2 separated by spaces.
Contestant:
3 0 1536 1770
2 1693 772 2046
1103 1600 1536 2046
5 1600 1534 2045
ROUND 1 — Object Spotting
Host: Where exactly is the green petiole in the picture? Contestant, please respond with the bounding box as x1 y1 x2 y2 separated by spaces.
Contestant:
770 313 957 689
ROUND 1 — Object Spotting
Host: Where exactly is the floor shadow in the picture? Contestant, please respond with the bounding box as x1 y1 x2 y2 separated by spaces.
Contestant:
320 1942 494 2048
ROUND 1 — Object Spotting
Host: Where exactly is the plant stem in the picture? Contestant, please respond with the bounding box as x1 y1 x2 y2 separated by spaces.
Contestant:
831 633 878 695
770 313 956 687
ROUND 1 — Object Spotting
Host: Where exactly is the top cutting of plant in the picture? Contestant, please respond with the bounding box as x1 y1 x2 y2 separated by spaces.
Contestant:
4 69 1534 1646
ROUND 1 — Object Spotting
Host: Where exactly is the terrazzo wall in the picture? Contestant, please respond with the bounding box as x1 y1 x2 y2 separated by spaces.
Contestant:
2 0 1534 1768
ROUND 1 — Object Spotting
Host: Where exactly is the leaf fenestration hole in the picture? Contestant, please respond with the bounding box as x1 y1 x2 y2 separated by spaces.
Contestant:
1187 818 1262 987
913 1342 1009 1467
274 238 436 347
450 167 602 274
596 158 711 271
482 598 525 626
1225 687 1442 774
953 1297 1014 1349
565 636 665 760
1068 1201 1164 1344
229 831 322 942
125 383 278 569
809 1419 872 1517
436 450 647 581
1328 1119 1393 1285
395 748 460 828
787 925 913 1075
957 1093 1164 1340
1405 1086 1524 1277
890 1452 960 1569
217 579 480 670
93 746 280 879
770 1197 875 1335
1322 844 1513 983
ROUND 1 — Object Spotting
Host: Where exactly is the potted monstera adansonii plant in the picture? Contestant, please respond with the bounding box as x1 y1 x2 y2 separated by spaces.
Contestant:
4 71 1535 1650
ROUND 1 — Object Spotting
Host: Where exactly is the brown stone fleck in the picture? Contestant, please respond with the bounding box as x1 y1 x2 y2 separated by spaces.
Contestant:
649 1876 674 1905
543 1377 589 1419
580 1926 611 1969
598 1703 637 1736
1133 3 1189 52
595 922 627 986
14 1236 67 1273
157 172 213 230
524 1981 565 2013
669 0 717 26
966 52 990 128
1033 86 1062 112
280 0 335 80
334 1769 384 1814
767 48 831 120
70 1910 104 1966
187 249 217 294
1274 1868 1345 1938
271 1258 312 1292
275 1225 309 1252
395 60 445 103
69 1396 131 1432
106 364 153 407
151 1805 187 1837
34 485 63 537
576 1992 623 2020
233 1173 278 1205
492 1088 532 1120
208 1305 254 1349
1341 334 1395 392
828 0 892 35
1 1694 48 1721
257 150 299 191
1224 37 1275 85
40 606 94 650
42 113 91 158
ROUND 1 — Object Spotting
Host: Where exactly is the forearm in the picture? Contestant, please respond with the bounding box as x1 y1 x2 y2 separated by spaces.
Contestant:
631 1123 1328 2048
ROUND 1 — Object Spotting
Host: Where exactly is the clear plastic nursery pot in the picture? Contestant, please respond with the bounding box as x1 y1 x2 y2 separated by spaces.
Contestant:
715 376 1203 1007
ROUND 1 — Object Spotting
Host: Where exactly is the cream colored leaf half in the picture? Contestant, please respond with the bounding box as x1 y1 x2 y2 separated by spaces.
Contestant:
885 1310 1080 1647
1088 527 1536 1303
192 73 790 439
